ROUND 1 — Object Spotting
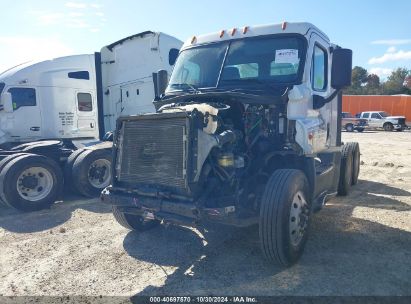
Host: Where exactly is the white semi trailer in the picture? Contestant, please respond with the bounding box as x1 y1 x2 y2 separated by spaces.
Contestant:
0 31 182 211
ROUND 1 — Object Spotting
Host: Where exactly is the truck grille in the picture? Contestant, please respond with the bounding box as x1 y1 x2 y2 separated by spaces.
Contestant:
116 115 188 189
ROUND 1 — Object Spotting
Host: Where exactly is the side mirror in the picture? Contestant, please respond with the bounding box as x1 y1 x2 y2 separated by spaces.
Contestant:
331 48 352 89
2 92 13 112
154 69 168 100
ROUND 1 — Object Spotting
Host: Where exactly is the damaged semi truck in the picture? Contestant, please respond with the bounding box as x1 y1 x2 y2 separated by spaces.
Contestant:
101 22 360 266
0 31 182 211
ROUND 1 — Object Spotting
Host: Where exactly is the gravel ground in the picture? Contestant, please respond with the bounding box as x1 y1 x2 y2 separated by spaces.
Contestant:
0 131 410 297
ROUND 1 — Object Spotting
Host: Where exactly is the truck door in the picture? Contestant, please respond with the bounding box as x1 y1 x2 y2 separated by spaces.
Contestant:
309 33 330 148
75 91 98 138
369 112 383 128
6 87 42 141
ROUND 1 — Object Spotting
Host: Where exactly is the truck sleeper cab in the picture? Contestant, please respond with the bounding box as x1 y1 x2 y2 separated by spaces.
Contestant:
101 22 360 266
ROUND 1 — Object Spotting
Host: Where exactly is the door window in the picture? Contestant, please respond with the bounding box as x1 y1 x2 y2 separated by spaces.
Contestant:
362 113 370 118
77 93 92 111
312 45 327 91
371 113 381 119
8 87 36 110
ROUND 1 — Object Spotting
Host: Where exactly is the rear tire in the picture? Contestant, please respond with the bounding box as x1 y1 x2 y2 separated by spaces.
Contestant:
0 153 31 207
64 148 87 191
345 124 354 132
0 154 63 211
259 169 311 267
112 206 160 231
383 123 394 131
72 148 112 197
338 143 354 195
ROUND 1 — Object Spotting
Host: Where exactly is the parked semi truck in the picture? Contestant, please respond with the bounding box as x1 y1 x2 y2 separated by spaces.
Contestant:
101 22 360 266
0 31 182 211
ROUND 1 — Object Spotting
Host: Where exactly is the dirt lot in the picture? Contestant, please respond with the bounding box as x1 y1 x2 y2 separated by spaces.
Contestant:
0 131 410 297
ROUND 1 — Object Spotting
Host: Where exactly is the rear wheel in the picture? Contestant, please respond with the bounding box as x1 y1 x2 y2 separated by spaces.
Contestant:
338 143 354 195
0 153 31 206
72 149 112 197
345 124 354 132
383 123 394 131
64 148 87 191
0 154 63 211
112 206 160 231
347 142 360 185
259 169 311 267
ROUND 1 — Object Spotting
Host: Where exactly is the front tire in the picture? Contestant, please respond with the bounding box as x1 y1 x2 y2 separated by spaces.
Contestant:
383 123 394 131
112 206 160 231
0 154 63 211
345 124 354 132
356 128 364 132
259 169 311 267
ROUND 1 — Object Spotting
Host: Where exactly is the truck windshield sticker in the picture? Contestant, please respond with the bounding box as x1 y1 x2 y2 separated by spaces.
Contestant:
275 49 299 64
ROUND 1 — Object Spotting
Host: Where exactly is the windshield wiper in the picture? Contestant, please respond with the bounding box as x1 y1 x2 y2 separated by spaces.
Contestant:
219 78 284 92
170 83 201 94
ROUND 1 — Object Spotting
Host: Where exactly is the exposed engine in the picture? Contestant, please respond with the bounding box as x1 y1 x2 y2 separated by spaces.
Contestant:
114 100 291 212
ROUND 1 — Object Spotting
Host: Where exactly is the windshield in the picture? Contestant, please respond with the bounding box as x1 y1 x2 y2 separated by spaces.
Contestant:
167 35 306 92
379 112 390 117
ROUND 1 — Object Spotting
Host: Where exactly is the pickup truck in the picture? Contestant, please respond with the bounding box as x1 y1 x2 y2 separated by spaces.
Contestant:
341 112 367 132
357 111 407 131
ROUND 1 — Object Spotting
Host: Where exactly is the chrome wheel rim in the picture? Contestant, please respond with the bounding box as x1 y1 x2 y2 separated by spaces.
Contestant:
289 191 309 247
88 159 111 189
16 167 54 202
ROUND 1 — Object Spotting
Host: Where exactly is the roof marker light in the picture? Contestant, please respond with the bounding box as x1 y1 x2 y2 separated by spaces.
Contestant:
242 26 249 34
281 21 287 30
219 30 225 38
231 28 236 36
191 36 197 44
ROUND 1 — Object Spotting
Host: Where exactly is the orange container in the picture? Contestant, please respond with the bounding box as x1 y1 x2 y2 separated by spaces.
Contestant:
343 95 411 124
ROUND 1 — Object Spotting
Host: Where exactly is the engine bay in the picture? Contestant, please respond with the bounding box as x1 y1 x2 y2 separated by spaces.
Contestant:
131 98 300 212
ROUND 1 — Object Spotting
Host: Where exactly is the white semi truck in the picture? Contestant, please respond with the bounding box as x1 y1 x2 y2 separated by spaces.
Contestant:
101 22 360 266
0 31 182 211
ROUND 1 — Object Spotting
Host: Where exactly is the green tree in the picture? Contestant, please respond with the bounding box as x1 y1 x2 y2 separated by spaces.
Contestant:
382 68 411 95
344 66 368 94
365 73 381 94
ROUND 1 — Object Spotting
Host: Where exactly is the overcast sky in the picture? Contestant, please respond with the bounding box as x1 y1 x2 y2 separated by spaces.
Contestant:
0 0 410 79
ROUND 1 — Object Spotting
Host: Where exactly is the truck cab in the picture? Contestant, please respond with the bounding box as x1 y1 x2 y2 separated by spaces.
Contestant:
0 55 97 146
101 22 360 266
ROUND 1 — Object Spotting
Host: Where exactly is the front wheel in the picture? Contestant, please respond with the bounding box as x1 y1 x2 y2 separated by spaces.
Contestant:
345 124 354 132
383 123 394 131
112 206 160 231
356 128 364 133
259 169 311 267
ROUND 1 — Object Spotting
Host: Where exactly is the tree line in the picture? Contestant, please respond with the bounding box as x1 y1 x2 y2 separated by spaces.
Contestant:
343 67 411 95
